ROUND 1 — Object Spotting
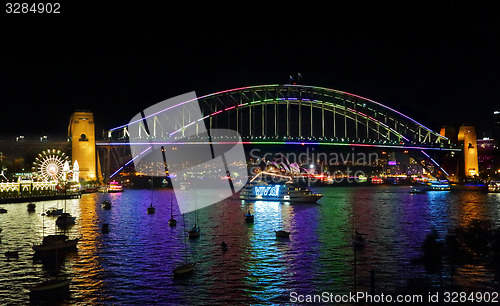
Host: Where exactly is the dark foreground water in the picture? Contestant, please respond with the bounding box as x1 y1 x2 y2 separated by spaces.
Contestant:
1 186 500 305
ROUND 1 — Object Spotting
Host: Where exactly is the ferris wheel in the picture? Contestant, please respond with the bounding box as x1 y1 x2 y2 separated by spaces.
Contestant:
32 149 70 181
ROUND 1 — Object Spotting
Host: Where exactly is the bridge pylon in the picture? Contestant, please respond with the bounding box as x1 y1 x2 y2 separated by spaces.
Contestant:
68 110 98 182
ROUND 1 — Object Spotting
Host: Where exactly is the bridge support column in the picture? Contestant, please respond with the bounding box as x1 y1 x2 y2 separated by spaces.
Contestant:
262 104 265 136
249 105 252 137
333 105 336 138
366 116 369 139
275 102 277 137
299 100 302 138
236 108 239 135
310 101 313 138
104 144 110 184
322 102 325 138
355 110 358 139
344 103 347 139
287 101 290 137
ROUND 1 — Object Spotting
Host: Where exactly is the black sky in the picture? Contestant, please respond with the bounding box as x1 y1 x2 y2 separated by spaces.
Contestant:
1 1 498 139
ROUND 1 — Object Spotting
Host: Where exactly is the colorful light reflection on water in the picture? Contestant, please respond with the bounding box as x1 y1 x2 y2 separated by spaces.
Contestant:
1 187 500 304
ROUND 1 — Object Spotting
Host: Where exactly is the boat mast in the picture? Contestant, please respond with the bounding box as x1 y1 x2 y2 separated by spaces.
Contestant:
182 214 188 264
170 193 173 218
150 175 154 206
194 194 198 230
42 202 45 238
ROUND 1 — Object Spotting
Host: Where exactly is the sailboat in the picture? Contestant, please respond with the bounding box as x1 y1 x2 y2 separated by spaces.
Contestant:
173 214 196 276
351 229 366 248
245 210 254 223
221 241 228 251
46 200 63 216
188 194 200 238
101 200 112 209
33 203 79 254
27 189 36 211
147 176 155 214
188 210 200 239
168 192 177 227
27 202 36 212
101 223 110 233
56 198 75 227
30 201 72 297
29 277 70 295
274 230 290 238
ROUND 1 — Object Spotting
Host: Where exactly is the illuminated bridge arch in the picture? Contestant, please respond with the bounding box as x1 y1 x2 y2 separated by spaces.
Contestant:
110 84 451 149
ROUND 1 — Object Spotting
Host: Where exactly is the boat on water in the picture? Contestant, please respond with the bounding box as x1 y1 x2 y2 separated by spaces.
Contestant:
101 200 112 210
147 204 155 214
188 207 200 238
27 203 36 211
29 277 70 294
352 229 366 247
102 223 110 233
108 181 123 193
221 241 228 251
56 199 75 227
81 187 98 194
5 251 19 258
488 181 500 192
168 194 176 226
103 181 123 193
428 180 451 191
173 214 196 276
179 181 191 190
188 226 200 239
56 213 76 227
98 181 124 193
275 230 290 238
240 172 322 203
409 187 426 194
173 262 196 276
33 234 79 253
147 176 156 214
0 208 7 213
352 235 365 247
245 212 254 223
45 207 63 216
371 176 384 184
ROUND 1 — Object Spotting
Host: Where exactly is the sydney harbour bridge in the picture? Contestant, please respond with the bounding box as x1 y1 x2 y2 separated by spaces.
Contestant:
96 84 461 181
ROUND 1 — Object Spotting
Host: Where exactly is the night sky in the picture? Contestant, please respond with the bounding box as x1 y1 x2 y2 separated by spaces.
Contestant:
1 1 498 139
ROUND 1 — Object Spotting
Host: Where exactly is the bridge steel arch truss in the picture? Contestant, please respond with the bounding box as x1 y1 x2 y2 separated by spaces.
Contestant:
111 85 451 149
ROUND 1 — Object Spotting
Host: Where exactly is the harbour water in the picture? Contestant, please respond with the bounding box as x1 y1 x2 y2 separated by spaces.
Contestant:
1 186 500 305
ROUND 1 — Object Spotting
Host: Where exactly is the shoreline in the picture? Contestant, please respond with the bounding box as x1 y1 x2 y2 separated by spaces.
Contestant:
0 193 81 204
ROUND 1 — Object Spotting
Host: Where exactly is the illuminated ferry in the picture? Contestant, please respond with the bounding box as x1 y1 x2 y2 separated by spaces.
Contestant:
488 181 500 192
98 181 124 193
428 180 451 191
239 172 322 203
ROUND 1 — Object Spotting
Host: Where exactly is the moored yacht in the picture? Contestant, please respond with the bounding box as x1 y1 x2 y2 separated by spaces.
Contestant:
33 234 79 253
56 213 76 227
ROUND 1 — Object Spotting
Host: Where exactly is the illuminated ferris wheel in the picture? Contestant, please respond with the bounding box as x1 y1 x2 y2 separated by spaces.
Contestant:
32 149 70 181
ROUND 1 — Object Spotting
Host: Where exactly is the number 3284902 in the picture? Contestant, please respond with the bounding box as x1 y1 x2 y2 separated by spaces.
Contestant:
6 3 60 14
